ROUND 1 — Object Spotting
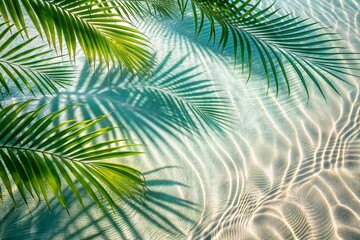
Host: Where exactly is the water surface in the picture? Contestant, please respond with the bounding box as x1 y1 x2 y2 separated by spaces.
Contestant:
1 0 359 239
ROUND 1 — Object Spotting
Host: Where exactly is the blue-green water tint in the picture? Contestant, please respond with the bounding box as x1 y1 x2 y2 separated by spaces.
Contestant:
1 0 360 239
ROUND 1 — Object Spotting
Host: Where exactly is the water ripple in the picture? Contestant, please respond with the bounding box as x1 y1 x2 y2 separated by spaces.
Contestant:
1 0 359 239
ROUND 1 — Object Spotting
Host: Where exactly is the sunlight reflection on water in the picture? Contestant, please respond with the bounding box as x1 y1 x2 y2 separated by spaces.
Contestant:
1 1 359 239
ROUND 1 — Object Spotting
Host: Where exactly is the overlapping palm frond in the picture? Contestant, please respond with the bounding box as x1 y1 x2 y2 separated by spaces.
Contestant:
178 0 359 97
0 21 73 97
0 0 153 74
0 100 145 211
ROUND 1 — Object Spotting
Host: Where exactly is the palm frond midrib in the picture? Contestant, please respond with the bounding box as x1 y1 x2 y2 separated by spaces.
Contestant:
0 144 80 163
0 58 64 78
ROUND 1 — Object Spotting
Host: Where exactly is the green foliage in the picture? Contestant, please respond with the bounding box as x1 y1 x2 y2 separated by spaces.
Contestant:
0 22 73 97
0 101 145 211
1 0 357 97
178 0 359 97
0 0 357 214
0 0 153 73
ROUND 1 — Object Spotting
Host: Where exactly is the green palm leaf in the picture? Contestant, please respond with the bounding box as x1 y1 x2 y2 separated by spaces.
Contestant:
0 22 73 97
179 0 359 97
0 0 153 73
0 100 145 211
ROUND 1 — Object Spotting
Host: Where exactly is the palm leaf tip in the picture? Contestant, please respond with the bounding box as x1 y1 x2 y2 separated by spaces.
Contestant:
0 101 145 211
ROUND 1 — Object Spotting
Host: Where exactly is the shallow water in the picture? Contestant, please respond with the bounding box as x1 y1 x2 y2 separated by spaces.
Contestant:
1 0 360 239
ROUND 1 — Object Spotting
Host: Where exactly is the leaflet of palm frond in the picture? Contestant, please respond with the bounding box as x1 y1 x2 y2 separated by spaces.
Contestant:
178 0 360 98
0 100 145 211
0 0 154 74
0 22 73 97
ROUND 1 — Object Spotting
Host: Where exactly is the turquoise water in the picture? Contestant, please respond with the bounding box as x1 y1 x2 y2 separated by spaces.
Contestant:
1 1 360 239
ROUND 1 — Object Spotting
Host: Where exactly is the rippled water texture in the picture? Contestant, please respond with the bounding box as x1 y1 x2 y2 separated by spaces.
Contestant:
1 0 360 239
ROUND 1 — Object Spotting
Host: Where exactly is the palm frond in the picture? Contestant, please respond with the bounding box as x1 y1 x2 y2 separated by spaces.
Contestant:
179 0 360 97
0 100 145 211
0 0 153 73
0 22 73 97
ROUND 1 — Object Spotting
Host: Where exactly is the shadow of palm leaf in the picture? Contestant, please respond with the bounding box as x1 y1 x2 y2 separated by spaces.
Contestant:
0 167 198 239
38 52 234 145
